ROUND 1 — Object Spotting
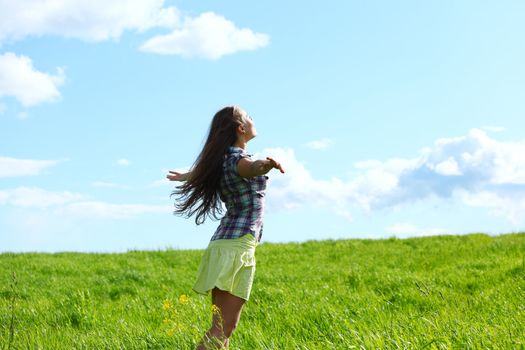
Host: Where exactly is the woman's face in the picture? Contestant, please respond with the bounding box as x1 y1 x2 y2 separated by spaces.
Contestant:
238 108 257 141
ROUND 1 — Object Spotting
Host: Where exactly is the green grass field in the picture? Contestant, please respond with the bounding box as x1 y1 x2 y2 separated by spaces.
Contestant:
1 233 524 349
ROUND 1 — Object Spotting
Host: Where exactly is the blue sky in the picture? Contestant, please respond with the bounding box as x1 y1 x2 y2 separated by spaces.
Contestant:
1 0 525 252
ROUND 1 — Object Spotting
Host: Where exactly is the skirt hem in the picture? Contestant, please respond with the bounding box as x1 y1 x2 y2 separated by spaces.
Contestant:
192 285 250 301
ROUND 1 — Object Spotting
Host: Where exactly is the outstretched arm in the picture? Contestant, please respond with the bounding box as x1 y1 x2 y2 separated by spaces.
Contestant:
166 170 191 182
237 157 285 178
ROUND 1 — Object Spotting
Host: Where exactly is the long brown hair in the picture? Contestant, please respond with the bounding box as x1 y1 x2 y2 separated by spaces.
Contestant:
172 106 246 224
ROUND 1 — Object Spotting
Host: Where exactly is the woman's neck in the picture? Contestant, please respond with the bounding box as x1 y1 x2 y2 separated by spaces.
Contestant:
233 140 247 150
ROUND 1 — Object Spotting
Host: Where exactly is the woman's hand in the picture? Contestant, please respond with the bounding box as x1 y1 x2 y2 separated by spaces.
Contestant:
264 157 285 174
238 157 285 178
166 171 189 182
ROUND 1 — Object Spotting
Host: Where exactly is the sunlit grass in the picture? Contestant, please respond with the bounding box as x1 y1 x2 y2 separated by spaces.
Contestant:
1 233 524 349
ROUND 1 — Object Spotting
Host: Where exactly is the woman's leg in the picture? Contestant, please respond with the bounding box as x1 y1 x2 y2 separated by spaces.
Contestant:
196 287 246 349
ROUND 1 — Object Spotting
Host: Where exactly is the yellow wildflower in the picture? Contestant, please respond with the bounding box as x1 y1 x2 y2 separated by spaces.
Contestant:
211 304 221 315
162 299 172 310
178 294 189 305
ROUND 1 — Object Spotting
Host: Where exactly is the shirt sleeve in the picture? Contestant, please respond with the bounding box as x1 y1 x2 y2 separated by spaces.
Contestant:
229 152 251 177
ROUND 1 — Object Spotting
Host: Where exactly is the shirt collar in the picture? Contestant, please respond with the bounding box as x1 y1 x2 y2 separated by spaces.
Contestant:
228 146 251 156
229 146 245 153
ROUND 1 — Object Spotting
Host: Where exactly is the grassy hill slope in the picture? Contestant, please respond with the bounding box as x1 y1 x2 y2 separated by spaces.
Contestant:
1 233 524 349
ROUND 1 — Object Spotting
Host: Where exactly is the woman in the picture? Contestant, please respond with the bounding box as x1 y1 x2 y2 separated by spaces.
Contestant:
167 106 284 349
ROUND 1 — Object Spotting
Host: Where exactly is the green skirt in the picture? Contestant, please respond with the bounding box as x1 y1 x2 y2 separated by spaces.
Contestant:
193 234 257 301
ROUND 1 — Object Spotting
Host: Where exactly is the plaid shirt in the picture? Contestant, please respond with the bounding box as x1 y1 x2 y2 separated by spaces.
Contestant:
211 147 267 242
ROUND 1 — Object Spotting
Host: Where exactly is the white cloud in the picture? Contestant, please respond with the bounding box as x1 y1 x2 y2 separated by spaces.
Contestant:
305 138 334 150
482 126 506 132
0 0 179 43
0 2 267 60
0 52 65 107
0 156 61 177
358 129 525 209
260 147 413 214
433 157 462 176
61 201 170 219
353 160 383 170
385 223 418 235
259 128 525 225
150 178 174 188
150 167 191 187
455 189 525 226
117 158 130 166
140 12 269 59
91 181 128 189
0 191 8 204
256 147 354 214
0 187 84 208
385 223 450 238
0 186 171 219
